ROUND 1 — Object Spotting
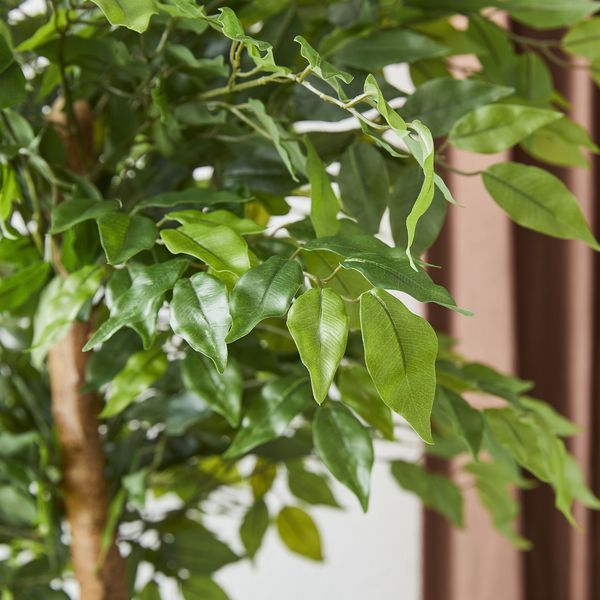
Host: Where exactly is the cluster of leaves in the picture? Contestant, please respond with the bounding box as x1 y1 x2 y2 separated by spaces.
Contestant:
1 0 600 597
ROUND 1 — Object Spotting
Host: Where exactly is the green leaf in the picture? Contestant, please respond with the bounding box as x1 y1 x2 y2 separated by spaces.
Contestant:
449 104 562 153
170 273 231 372
224 376 311 458
313 403 374 511
247 99 302 181
166 209 264 235
0 262 50 312
360 289 438 443
303 236 462 311
90 0 158 32
181 577 231 600
521 117 599 168
181 351 242 427
433 388 484 457
334 29 447 70
338 363 394 440
563 17 600 60
363 74 407 138
138 580 161 600
160 223 251 276
507 0 600 29
240 499 269 560
287 463 340 508
101 347 167 417
98 212 157 265
338 142 389 234
139 188 246 210
0 37 26 109
482 162 599 249
84 259 187 350
391 461 463 527
50 198 120 234
464 461 531 549
276 506 323 561
401 78 514 137
227 256 303 342
0 165 21 238
32 266 103 365
294 36 353 93
287 288 348 404
304 139 339 238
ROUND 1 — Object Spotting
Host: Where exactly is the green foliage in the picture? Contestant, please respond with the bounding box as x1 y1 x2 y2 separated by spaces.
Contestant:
1 0 599 596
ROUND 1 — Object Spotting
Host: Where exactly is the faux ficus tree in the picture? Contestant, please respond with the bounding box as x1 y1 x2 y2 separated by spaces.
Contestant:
1 0 600 598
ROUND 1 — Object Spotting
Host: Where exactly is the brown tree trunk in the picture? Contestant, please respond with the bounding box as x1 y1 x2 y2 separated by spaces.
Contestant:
48 99 128 599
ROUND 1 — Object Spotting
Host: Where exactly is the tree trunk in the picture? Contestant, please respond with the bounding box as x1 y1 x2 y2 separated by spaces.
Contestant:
47 99 128 599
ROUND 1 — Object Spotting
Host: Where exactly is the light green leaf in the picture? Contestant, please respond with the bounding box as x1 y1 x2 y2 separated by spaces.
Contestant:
138 580 161 600
240 499 269 560
313 403 374 511
507 0 600 29
334 29 447 70
338 142 389 234
401 78 514 137
84 259 187 350
276 506 323 561
32 266 103 365
98 212 157 265
0 165 21 236
449 104 562 153
50 198 120 234
181 577 231 600
338 363 394 441
101 347 167 417
166 209 264 235
227 256 303 342
161 223 251 276
563 17 600 60
0 262 50 312
181 351 242 427
287 463 340 508
360 289 438 443
90 0 158 32
303 236 462 311
482 162 599 249
304 139 339 238
363 74 407 137
287 288 348 404
224 376 311 458
391 461 463 526
464 461 531 549
139 188 246 210
170 274 231 372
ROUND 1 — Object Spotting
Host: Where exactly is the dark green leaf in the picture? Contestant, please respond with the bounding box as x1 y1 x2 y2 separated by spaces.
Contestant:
0 262 50 311
139 188 246 210
98 212 157 265
50 198 120 234
181 577 231 600
287 463 340 508
240 499 269 560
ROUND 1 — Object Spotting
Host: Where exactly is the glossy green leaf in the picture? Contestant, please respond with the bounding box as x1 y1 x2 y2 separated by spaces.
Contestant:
227 256 303 342
276 506 323 561
161 223 251 276
240 499 269 560
32 266 103 365
101 347 167 417
224 377 311 458
482 162 599 249
391 461 463 527
305 139 339 238
338 142 389 234
401 78 514 137
0 262 50 311
84 259 187 350
507 0 600 29
287 288 348 404
90 0 158 32
360 289 438 443
98 212 157 265
50 198 120 234
363 74 407 138
287 463 340 508
139 188 246 210
181 351 242 427
338 363 394 440
170 273 231 372
181 577 231 600
449 104 562 153
166 209 264 235
303 236 462 311
313 403 374 511
334 29 447 70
